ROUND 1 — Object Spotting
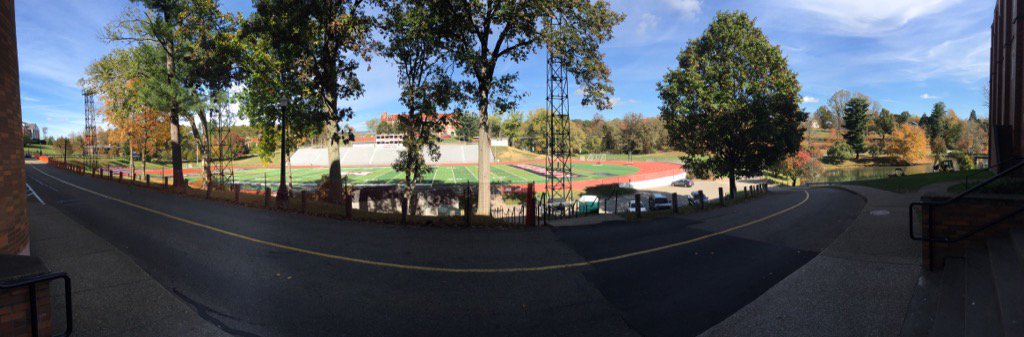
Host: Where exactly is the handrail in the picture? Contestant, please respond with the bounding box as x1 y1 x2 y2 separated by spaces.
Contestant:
909 158 1024 271
0 271 73 337
909 159 1024 241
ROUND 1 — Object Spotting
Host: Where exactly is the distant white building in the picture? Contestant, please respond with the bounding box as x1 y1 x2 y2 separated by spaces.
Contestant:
21 122 39 140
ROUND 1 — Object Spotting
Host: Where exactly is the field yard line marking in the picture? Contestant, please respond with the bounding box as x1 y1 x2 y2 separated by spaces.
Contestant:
26 183 45 205
464 165 478 180
32 165 809 273
430 167 438 184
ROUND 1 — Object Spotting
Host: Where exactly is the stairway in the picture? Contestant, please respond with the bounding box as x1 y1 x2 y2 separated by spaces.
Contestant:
904 229 1024 337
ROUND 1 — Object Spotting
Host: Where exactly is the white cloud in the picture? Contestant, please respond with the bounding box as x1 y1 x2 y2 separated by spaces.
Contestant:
607 97 638 107
920 93 940 99
779 0 964 36
637 13 660 36
802 96 820 104
662 0 701 18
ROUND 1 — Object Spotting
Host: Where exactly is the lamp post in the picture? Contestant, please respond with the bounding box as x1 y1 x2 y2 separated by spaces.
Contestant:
276 97 289 205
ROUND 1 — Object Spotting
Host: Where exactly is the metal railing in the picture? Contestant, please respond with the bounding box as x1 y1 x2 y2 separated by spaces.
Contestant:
0 272 73 337
490 204 528 226
909 159 1024 270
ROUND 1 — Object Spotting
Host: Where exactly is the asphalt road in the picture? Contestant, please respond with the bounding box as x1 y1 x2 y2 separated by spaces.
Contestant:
25 163 864 337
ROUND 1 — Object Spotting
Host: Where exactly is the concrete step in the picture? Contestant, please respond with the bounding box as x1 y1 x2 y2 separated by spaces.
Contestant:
987 236 1024 336
930 259 965 337
900 270 946 337
964 248 1002 337
1012 229 1024 263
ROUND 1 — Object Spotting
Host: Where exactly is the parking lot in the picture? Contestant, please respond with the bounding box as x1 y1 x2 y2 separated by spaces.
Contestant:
599 177 765 215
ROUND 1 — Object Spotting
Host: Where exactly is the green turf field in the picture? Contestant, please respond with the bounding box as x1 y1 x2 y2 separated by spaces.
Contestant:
186 163 639 185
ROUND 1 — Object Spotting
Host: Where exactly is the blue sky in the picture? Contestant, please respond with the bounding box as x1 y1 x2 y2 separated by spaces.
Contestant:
16 0 993 138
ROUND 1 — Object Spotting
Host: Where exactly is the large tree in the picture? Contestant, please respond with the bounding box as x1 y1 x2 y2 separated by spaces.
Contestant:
813 106 833 128
874 108 895 149
104 0 230 191
843 97 869 159
658 11 805 195
381 0 465 223
438 0 624 214
824 90 852 128
249 0 376 202
238 17 320 203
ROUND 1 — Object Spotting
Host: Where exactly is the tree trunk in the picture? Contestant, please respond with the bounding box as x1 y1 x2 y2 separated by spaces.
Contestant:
165 49 185 192
476 91 491 216
728 172 737 199
142 146 147 178
186 114 214 192
402 170 413 225
129 142 135 180
792 178 797 187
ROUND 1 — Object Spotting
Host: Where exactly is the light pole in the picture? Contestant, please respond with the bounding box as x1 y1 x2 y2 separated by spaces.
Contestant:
276 97 289 204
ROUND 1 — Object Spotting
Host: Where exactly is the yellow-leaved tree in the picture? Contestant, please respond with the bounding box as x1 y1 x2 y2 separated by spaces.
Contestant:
886 124 930 164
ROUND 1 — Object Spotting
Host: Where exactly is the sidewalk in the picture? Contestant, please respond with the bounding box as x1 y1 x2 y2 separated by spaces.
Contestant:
699 185 924 337
27 202 227 337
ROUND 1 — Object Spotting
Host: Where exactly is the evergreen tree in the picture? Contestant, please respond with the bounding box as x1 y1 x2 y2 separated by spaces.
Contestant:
842 97 870 160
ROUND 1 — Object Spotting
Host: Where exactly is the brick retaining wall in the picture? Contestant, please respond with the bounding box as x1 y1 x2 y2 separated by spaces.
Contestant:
921 195 1024 269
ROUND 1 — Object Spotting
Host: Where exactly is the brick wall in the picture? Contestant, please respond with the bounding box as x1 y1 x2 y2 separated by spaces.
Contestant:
921 196 1024 269
0 0 28 255
0 3 55 336
0 284 52 337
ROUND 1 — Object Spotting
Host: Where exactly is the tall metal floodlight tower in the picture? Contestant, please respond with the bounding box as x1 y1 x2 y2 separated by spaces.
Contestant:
545 13 573 204
83 90 97 168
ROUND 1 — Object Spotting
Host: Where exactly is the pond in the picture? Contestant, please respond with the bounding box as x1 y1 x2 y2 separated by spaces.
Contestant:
807 164 933 183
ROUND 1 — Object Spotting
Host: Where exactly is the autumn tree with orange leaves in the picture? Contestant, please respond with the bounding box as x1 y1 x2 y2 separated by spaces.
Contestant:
83 48 169 177
886 124 930 164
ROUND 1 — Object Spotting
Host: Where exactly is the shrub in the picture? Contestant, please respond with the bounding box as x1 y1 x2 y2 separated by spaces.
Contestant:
949 152 974 170
823 141 855 164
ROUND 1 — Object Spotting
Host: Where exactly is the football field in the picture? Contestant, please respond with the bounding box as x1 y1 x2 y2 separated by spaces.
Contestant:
192 163 639 185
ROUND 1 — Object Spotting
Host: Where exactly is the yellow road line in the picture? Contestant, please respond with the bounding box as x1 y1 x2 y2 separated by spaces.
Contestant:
31 165 809 273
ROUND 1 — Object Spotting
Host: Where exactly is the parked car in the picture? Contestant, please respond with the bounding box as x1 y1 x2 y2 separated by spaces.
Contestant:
546 198 569 215
578 195 600 214
627 200 647 213
671 178 694 187
651 193 672 210
688 190 709 205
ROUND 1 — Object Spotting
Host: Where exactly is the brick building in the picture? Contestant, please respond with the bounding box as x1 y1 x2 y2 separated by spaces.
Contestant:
379 111 457 137
0 0 27 256
990 0 1024 169
20 122 37 141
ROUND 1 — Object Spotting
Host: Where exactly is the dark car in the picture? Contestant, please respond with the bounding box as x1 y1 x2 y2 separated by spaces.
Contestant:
671 178 694 187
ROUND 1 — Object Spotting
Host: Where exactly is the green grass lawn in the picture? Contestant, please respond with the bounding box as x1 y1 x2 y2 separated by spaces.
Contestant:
176 163 639 185
850 169 989 193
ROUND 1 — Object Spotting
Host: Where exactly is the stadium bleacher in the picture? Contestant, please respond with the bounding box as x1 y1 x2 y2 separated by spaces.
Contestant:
290 144 491 167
